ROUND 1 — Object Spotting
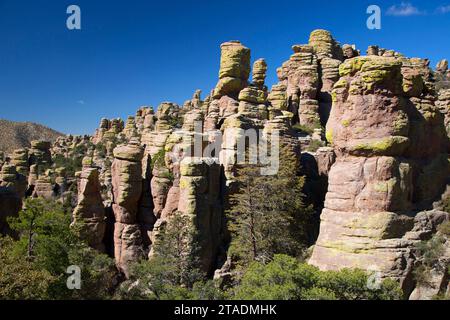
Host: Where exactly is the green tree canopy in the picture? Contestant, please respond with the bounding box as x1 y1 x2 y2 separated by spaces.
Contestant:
233 254 403 300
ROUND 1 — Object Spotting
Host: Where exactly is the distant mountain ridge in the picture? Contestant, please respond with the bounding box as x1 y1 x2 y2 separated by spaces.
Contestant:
0 119 63 154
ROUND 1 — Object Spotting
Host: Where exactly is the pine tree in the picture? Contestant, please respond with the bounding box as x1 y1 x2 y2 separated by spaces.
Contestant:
121 212 206 300
227 145 312 267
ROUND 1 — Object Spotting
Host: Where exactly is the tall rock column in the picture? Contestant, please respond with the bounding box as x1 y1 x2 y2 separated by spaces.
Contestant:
149 110 203 258
437 89 450 135
268 30 344 129
308 29 343 126
220 114 254 185
29 140 52 167
308 29 343 60
11 149 29 177
111 142 145 276
289 45 320 127
213 41 250 99
177 157 222 273
238 86 268 121
309 55 449 294
32 169 55 199
72 167 106 252
92 118 111 144
142 102 175 156
0 164 27 235
436 59 448 75
252 58 268 91
123 116 138 139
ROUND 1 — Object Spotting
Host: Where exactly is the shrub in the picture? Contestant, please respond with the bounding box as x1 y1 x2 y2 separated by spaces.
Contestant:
0 237 55 300
5 198 116 300
232 254 403 300
95 143 107 158
292 123 314 135
151 148 166 170
53 154 82 177
441 195 450 214
168 116 184 129
438 221 450 237
307 139 324 152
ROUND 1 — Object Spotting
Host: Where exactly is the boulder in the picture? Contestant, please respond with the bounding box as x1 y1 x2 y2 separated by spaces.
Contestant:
214 41 251 98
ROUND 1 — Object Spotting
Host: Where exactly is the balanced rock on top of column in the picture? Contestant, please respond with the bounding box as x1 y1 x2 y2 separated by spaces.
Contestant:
214 41 251 99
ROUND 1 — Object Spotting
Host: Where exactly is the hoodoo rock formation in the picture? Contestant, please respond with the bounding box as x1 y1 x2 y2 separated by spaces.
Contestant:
178 157 222 273
214 41 251 99
111 141 146 276
309 55 449 295
1 29 449 299
72 166 106 252
0 164 27 235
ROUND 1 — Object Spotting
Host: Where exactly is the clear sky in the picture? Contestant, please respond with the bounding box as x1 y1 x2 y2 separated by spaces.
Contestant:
0 0 449 135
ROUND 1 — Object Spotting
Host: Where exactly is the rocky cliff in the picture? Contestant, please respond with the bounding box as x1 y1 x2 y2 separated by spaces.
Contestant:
1 29 449 299
309 55 449 296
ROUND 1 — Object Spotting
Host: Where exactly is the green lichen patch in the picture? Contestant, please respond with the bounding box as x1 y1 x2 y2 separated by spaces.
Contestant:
350 136 410 156
339 57 371 77
341 119 351 127
325 128 333 144
393 112 410 135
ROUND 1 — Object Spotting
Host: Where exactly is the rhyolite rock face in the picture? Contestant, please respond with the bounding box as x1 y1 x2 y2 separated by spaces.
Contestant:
111 142 146 277
437 89 450 135
342 44 359 60
268 30 344 132
252 58 268 90
72 167 106 252
408 218 450 300
214 41 251 98
0 164 27 235
367 45 379 56
32 171 55 199
436 59 448 74
177 157 222 273
11 149 29 177
183 90 203 112
10 29 447 299
123 116 138 139
309 54 450 295
308 29 343 60
29 140 52 167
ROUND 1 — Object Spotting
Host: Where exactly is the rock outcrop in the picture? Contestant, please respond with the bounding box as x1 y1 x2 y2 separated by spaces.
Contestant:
436 59 448 75
437 89 450 134
72 167 106 252
214 41 250 99
111 142 146 276
0 164 27 235
177 157 222 273
252 58 268 90
29 140 52 167
309 55 449 295
11 149 29 177
32 170 55 199
409 221 450 300
268 30 344 132
2 29 446 300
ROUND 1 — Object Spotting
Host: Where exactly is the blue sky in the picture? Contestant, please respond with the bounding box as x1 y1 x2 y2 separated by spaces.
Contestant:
0 0 449 135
